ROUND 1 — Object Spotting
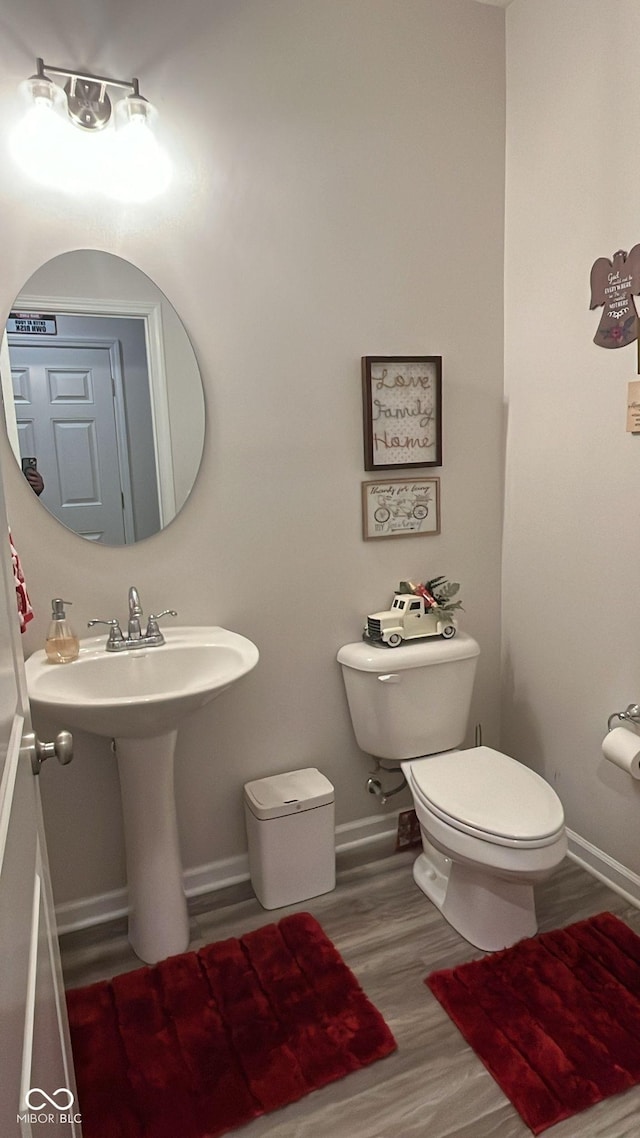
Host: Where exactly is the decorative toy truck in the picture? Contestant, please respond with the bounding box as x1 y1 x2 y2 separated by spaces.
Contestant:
364 577 462 648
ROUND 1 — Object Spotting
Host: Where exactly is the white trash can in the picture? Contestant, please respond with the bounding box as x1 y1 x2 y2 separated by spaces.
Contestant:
244 767 335 909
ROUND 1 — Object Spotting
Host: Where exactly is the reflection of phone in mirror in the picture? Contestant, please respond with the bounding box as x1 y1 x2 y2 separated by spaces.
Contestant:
21 457 37 473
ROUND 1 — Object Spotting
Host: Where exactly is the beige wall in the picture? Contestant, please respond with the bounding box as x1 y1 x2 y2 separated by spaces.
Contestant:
0 0 505 908
503 0 640 873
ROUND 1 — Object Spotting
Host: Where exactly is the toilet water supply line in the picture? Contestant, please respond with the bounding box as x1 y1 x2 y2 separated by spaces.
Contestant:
366 762 407 805
366 722 484 805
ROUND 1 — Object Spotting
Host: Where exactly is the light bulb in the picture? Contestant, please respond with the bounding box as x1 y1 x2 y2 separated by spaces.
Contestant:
10 102 116 195
10 73 93 192
10 103 71 191
109 94 172 201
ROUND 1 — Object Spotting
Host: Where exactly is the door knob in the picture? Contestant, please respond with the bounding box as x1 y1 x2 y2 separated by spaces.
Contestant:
30 731 74 774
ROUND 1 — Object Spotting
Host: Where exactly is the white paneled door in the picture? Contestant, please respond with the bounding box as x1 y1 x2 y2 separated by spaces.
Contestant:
10 342 128 544
0 486 79 1129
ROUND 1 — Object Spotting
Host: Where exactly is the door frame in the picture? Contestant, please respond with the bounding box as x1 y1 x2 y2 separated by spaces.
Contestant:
5 292 177 528
8 335 137 545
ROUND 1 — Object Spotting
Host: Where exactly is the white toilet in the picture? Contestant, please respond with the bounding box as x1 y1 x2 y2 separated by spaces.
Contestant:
337 632 567 951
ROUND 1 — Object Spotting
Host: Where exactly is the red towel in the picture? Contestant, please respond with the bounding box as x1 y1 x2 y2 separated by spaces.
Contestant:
9 530 33 633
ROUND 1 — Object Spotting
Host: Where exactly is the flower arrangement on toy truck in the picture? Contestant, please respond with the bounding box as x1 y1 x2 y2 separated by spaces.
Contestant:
398 576 462 612
364 575 463 646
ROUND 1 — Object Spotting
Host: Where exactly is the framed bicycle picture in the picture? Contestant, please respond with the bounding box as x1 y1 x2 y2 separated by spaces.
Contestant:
362 355 442 471
362 477 440 540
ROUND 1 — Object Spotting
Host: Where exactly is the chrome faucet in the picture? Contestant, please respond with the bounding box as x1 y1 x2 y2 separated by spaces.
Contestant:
88 586 177 652
128 586 143 639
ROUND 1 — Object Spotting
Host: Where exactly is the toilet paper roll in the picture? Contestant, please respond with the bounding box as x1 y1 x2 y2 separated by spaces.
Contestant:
602 726 640 779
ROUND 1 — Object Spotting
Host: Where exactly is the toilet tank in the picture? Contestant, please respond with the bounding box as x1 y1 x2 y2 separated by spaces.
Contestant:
337 632 480 762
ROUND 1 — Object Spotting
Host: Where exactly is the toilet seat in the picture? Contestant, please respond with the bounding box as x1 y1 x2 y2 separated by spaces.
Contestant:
407 746 565 849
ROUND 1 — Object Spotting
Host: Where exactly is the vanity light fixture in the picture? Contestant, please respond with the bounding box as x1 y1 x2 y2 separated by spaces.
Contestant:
10 58 172 202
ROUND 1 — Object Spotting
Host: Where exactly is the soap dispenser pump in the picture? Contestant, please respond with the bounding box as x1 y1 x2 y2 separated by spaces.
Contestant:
45 599 80 664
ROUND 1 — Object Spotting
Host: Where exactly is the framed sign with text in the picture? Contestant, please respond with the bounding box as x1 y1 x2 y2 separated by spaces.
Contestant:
362 477 440 540
362 355 442 470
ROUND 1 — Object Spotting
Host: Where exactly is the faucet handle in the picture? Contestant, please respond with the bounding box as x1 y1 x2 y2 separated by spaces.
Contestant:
145 610 177 636
88 618 125 645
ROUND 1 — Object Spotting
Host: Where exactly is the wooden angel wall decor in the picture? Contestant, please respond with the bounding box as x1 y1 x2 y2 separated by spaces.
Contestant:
590 246 640 348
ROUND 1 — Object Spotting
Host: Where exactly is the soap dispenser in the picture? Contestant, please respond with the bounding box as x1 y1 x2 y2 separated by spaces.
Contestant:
45 599 79 664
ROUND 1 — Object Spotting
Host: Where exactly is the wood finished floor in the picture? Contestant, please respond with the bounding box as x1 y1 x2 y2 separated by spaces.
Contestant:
60 851 640 1138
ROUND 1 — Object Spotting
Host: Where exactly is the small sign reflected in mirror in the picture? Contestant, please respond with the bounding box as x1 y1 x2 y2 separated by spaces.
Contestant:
7 311 57 335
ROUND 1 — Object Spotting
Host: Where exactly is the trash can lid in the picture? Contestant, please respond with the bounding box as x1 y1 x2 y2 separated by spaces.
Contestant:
244 767 334 820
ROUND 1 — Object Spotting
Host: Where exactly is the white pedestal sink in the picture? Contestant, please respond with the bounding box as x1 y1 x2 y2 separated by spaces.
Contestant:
25 627 259 964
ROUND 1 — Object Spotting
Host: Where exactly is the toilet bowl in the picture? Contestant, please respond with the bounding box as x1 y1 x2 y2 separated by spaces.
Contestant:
402 747 567 950
337 634 567 951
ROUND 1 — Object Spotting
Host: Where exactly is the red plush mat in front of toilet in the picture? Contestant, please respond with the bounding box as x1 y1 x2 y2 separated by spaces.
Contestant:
426 912 640 1134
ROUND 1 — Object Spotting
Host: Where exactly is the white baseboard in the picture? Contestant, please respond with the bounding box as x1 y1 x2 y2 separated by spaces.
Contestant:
55 810 404 936
57 819 640 937
566 827 640 909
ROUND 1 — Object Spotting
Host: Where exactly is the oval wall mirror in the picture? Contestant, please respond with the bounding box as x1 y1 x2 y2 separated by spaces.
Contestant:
1 250 205 545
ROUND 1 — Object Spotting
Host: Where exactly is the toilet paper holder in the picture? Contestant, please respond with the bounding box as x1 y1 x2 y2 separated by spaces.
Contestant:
607 703 640 731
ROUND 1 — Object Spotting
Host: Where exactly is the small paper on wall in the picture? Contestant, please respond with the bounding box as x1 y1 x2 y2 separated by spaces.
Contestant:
626 381 640 433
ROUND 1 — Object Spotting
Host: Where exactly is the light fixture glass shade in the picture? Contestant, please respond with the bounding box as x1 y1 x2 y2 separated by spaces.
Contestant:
114 93 156 129
10 74 68 189
19 73 67 113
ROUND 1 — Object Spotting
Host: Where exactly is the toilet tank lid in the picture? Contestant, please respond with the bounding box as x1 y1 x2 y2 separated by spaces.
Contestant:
337 632 480 672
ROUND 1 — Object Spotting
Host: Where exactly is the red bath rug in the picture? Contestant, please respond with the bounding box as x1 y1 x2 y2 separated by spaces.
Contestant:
426 911 640 1134
67 911 396 1138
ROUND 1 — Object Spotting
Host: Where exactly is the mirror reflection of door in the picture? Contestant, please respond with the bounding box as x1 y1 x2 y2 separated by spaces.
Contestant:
0 249 206 546
8 314 161 544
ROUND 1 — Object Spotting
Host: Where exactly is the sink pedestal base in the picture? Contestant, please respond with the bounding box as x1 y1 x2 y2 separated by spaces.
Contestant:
115 731 190 964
